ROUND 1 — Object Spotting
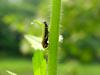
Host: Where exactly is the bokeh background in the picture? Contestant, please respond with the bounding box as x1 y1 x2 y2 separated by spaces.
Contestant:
0 0 100 75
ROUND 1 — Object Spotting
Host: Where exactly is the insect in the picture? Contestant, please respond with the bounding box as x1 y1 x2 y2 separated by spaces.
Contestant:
42 21 49 48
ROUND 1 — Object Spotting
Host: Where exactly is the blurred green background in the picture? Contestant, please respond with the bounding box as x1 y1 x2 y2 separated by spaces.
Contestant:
0 0 100 75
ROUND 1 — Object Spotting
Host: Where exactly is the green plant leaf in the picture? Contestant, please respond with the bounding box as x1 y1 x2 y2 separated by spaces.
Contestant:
33 50 46 75
24 35 44 50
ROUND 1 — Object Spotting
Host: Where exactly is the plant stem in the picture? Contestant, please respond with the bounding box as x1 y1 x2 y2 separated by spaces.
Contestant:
48 0 61 75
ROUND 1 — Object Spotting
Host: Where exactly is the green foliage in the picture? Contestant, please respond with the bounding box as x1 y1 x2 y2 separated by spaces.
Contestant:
0 18 22 57
0 0 100 68
33 50 46 75
0 0 43 57
24 21 47 75
0 0 100 75
36 0 100 63
61 0 100 62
